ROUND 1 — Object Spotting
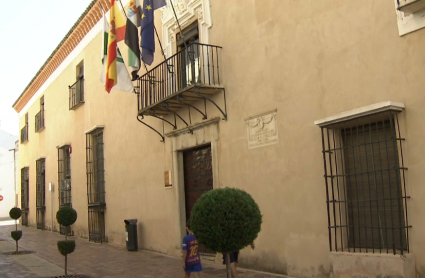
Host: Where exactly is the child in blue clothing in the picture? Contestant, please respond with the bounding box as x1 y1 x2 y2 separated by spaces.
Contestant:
182 220 202 278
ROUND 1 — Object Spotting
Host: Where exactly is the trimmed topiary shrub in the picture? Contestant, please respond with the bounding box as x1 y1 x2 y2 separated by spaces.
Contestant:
190 187 262 278
57 240 76 256
56 206 77 278
9 207 22 220
9 207 22 255
11 231 22 241
56 206 77 227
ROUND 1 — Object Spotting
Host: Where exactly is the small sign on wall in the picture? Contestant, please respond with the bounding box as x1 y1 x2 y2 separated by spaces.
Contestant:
164 170 172 187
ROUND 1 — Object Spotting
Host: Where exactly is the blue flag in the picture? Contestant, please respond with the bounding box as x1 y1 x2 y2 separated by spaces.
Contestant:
140 0 166 65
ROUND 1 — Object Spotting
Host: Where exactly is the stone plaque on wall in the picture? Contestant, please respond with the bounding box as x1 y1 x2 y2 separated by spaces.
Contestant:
245 110 278 149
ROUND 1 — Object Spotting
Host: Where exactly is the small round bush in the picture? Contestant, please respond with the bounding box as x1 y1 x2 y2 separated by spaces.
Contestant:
57 240 76 256
190 187 262 253
9 207 22 220
56 206 77 227
11 231 22 241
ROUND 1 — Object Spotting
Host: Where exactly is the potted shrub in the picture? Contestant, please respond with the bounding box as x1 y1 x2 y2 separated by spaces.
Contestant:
9 207 22 255
190 187 262 278
56 206 77 278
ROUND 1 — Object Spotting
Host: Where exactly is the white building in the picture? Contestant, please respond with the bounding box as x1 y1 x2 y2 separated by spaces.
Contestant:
0 127 18 219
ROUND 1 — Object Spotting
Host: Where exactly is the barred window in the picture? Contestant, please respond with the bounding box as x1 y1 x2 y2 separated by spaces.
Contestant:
86 128 105 205
317 105 409 255
36 158 46 230
21 167 29 226
35 96 45 132
58 145 72 207
86 127 106 242
21 113 29 143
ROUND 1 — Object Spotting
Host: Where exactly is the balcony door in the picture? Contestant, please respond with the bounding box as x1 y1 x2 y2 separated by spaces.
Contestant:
177 22 199 89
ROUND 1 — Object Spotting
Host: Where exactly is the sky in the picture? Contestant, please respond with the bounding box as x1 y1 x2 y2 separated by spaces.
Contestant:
0 0 95 136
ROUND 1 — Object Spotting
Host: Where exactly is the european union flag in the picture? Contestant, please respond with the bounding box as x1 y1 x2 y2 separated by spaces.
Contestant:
140 0 166 65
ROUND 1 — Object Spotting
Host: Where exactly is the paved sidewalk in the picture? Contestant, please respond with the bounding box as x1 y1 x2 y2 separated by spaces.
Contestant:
0 223 289 278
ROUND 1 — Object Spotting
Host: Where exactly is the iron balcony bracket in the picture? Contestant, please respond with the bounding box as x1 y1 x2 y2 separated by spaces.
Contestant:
137 115 165 142
176 95 207 120
191 87 227 120
160 102 191 131
148 108 177 129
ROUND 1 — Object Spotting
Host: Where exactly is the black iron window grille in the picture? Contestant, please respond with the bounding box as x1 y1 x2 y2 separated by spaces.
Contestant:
319 110 409 255
21 113 29 143
35 96 45 132
86 128 105 205
36 158 46 230
88 206 107 243
58 146 72 207
86 128 106 242
21 167 29 226
58 145 73 236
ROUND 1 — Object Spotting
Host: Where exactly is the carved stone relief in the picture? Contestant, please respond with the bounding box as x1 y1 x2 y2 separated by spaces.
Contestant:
245 110 278 149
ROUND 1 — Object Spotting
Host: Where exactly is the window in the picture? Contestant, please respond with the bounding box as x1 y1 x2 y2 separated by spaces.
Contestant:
86 127 106 242
36 158 46 229
21 167 29 226
316 103 409 255
35 96 45 132
69 61 84 110
58 145 72 207
21 113 29 143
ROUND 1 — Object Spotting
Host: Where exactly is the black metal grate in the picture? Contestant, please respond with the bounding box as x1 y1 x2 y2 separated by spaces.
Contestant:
86 128 106 242
21 113 29 143
58 146 72 207
36 158 46 230
69 78 84 110
21 167 29 226
88 205 107 243
320 110 409 254
35 96 45 132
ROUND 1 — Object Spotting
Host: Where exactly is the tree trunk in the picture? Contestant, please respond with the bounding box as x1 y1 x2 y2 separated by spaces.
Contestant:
225 252 232 278
15 240 18 255
65 254 68 278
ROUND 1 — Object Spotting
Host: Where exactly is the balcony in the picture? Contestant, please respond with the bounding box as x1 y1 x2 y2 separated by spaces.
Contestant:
20 126 28 143
398 0 425 13
69 78 84 110
137 43 226 140
35 110 44 132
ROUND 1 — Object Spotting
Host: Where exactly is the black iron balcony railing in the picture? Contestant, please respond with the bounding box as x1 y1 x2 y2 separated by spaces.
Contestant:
138 43 222 112
69 78 84 110
20 126 28 143
35 110 44 132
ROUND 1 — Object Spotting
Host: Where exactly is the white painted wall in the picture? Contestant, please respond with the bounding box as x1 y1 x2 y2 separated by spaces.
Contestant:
0 146 16 218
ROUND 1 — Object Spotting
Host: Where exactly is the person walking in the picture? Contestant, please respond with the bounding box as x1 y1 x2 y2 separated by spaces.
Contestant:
223 242 255 278
182 221 202 278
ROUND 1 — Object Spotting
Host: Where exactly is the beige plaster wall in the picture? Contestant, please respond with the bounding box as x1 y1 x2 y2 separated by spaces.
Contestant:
16 0 425 277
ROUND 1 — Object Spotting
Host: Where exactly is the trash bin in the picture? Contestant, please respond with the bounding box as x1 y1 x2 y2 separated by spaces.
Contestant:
124 219 138 251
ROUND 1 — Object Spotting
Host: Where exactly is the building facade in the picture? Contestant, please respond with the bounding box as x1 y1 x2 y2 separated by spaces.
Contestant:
0 129 18 219
12 0 425 277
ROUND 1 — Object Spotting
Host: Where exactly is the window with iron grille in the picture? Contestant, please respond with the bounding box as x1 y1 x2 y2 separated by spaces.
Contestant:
177 22 200 88
21 113 29 143
318 109 409 255
69 61 84 110
36 158 46 229
35 96 45 132
58 146 72 207
86 127 106 242
21 167 29 226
